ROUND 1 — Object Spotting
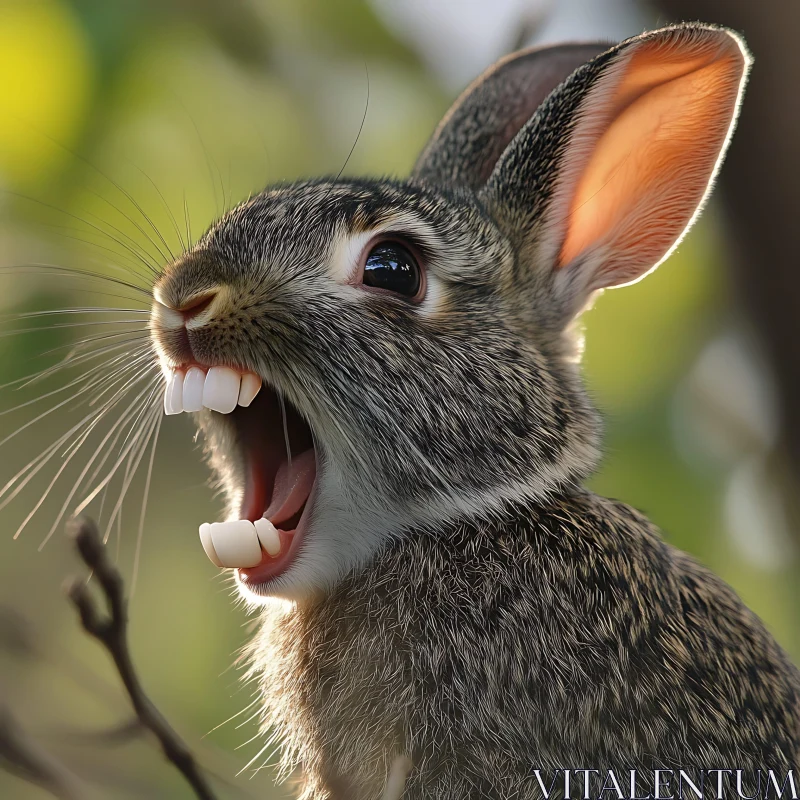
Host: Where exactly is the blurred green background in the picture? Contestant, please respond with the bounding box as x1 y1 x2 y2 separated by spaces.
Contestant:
0 0 798 798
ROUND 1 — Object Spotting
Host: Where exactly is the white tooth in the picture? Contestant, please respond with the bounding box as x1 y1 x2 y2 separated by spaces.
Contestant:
183 367 205 412
209 520 262 568
255 517 281 557
238 373 262 408
202 367 241 414
198 522 223 567
164 370 184 415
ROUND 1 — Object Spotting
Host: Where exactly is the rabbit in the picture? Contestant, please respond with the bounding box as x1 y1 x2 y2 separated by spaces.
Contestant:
149 22 800 800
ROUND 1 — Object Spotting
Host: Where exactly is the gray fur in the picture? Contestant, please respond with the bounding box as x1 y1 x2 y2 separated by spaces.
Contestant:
251 494 800 798
413 42 609 190
149 22 799 800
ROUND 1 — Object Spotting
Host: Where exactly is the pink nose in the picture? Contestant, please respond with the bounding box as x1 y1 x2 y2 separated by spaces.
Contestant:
177 292 216 324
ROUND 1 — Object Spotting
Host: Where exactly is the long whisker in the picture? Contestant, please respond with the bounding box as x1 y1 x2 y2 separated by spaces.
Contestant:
62 355 156 460
3 192 161 275
0 353 156 511
86 188 174 265
334 64 369 183
0 348 149 417
43 375 163 546
202 697 261 739
7 123 177 269
69 376 162 516
1 308 149 321
183 192 192 249
0 263 153 298
131 411 162 596
0 342 134 390
77 361 160 501
279 392 292 470
1 406 109 513
35 330 151 363
178 97 224 217
84 352 157 413
103 404 161 540
0 319 147 338
13 392 139 540
0 370 134 453
44 225 158 277
10 338 150 391
130 162 187 252
111 361 164 450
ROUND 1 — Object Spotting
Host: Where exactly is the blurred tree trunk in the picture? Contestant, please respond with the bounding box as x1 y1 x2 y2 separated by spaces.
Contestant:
656 0 800 500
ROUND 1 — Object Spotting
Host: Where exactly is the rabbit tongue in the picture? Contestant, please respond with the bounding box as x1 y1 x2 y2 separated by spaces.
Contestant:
264 448 316 526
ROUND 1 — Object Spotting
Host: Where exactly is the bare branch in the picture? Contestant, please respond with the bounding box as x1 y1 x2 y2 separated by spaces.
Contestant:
65 515 218 800
0 702 85 800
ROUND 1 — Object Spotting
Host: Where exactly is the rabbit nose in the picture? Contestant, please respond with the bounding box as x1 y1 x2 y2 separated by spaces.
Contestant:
177 291 217 325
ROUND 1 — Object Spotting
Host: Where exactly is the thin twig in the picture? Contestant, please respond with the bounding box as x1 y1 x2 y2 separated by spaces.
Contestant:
64 515 218 800
0 701 85 800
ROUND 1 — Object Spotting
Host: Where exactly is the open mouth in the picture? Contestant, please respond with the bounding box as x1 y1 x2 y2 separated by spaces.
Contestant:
163 365 316 585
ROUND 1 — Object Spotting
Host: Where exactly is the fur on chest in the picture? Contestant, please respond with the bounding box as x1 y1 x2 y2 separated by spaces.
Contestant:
246 498 800 798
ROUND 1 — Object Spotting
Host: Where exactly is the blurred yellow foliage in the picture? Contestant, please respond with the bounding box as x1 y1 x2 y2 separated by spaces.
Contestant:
0 0 92 185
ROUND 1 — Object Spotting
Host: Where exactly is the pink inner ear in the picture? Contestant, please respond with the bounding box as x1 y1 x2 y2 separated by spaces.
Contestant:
557 34 746 287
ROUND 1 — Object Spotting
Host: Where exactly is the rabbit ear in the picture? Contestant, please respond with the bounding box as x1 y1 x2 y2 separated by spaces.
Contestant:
481 24 751 323
412 42 609 190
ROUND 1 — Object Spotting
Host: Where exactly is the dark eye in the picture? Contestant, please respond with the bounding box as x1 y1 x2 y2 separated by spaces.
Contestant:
362 241 422 298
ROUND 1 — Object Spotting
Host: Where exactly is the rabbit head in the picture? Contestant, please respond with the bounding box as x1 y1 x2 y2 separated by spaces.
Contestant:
150 23 750 600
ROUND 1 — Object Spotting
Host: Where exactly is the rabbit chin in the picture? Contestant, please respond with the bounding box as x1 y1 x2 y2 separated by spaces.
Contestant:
209 377 603 605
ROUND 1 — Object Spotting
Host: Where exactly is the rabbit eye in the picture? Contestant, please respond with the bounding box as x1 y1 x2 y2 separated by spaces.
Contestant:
362 241 423 299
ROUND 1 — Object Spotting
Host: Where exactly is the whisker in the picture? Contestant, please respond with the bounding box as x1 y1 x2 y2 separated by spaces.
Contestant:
178 97 223 217
3 191 161 276
1 307 149 321
279 392 292 469
0 354 156 511
202 697 261 738
78 360 160 497
0 263 153 298
97 482 110 536
110 360 165 448
0 319 147 338
334 64 369 183
130 162 187 252
131 411 162 596
2 344 138 394
234 704 265 732
102 407 159 541
183 192 192 250
7 123 176 270
0 371 131 453
12 338 151 391
89 390 163 543
13 398 131 540
42 376 163 546
86 188 173 266
238 736 279 778
82 352 157 416
1 398 107 504
0 348 148 417
35 330 151 363
44 225 157 277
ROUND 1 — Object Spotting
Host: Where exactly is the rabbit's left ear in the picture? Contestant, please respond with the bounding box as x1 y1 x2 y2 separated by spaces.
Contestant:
412 41 609 189
481 24 751 322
